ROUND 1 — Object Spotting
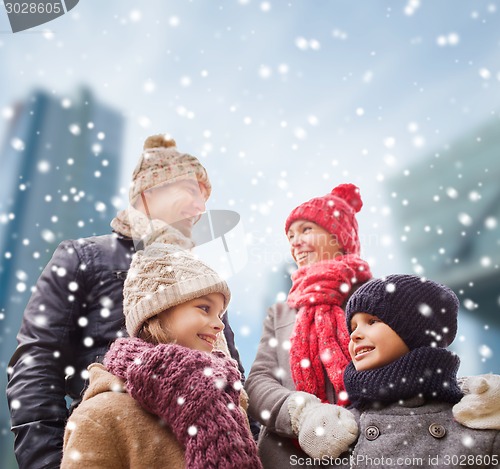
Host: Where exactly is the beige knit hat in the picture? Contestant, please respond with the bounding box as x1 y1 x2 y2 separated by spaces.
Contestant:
129 134 212 204
124 243 231 337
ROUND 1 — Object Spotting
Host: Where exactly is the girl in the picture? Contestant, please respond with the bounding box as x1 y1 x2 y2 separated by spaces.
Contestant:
246 183 500 469
61 243 261 469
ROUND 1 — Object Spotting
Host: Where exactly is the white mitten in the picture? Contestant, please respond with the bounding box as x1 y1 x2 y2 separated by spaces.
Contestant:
288 392 358 459
453 374 500 429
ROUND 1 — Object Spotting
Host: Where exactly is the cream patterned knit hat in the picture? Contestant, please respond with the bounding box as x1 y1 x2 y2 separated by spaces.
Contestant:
124 243 231 337
129 134 212 204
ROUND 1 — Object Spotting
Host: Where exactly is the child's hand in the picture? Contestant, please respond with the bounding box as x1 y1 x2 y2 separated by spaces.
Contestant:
453 374 500 429
288 392 358 458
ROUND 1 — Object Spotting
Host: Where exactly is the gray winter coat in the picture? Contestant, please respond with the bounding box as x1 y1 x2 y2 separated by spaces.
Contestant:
246 302 340 469
349 398 500 468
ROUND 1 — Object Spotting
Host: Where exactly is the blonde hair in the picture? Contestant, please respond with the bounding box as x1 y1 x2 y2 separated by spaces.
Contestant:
138 315 174 345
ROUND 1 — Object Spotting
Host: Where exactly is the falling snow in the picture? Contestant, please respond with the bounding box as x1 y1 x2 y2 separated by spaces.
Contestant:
1 5 499 464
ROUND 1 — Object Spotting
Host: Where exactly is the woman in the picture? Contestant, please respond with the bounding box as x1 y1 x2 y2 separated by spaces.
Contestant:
246 183 370 468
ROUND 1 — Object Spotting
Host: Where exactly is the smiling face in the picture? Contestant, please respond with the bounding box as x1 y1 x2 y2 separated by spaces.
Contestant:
158 293 225 353
348 312 410 371
139 177 208 237
287 220 344 268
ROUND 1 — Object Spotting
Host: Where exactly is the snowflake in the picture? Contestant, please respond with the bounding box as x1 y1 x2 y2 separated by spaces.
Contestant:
418 303 432 317
260 410 271 420
11 399 21 410
300 358 310 368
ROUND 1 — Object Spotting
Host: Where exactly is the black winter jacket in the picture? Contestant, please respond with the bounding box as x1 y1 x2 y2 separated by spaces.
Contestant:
7 233 244 469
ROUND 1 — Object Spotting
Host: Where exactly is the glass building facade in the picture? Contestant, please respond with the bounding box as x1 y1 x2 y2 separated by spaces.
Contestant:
387 119 500 376
0 88 123 467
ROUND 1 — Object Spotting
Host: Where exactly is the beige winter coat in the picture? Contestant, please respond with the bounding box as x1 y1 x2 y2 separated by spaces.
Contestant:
61 363 185 468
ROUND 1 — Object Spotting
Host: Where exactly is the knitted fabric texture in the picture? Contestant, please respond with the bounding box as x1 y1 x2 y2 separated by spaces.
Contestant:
285 183 363 255
104 338 262 469
345 274 459 350
287 254 372 405
124 243 231 337
111 207 195 248
128 134 211 204
344 346 463 409
453 374 500 429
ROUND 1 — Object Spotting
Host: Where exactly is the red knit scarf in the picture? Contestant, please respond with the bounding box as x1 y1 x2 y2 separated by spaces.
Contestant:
287 255 372 405
104 338 262 469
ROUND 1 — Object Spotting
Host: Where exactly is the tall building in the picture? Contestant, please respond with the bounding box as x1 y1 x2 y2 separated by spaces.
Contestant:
387 119 500 375
0 87 123 467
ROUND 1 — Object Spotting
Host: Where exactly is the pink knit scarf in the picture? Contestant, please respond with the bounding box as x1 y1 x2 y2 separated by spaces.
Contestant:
287 255 372 405
104 338 262 469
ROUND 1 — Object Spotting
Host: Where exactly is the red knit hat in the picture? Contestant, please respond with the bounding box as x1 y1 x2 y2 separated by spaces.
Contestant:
285 183 363 255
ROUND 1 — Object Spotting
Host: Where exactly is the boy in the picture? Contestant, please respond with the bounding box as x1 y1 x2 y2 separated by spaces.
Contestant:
344 274 500 469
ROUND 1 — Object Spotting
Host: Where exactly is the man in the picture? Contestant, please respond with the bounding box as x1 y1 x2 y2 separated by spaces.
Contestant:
7 134 245 469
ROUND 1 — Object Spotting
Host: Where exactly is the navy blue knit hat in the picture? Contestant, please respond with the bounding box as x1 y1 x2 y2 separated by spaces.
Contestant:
345 274 459 350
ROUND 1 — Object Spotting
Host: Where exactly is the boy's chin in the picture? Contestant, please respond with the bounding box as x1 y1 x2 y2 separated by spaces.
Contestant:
352 361 381 372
